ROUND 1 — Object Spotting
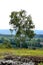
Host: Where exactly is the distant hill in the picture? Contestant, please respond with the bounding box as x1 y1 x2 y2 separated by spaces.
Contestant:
0 34 43 38
34 34 43 38
0 29 43 34
0 30 43 38
34 30 43 34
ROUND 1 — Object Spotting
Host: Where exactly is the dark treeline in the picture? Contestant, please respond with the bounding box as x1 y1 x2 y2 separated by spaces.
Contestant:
0 35 43 49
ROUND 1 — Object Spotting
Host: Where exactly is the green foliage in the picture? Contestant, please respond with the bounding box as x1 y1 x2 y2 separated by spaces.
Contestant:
0 37 12 48
3 39 12 48
0 35 43 48
9 10 35 38
22 42 28 48
9 10 35 47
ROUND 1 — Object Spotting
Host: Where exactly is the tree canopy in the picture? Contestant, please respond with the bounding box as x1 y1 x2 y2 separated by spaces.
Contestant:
9 10 35 40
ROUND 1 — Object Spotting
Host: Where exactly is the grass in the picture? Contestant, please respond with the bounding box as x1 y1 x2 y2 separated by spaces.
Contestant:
38 62 43 65
0 48 43 59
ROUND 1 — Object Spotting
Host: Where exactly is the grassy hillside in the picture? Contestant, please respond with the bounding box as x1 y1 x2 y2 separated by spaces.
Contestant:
0 48 43 59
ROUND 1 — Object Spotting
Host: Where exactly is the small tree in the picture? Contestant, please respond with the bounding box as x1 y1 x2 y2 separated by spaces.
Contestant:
9 29 13 37
2 38 12 48
9 10 35 48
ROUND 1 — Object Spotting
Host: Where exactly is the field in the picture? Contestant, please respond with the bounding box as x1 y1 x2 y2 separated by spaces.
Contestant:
0 48 43 59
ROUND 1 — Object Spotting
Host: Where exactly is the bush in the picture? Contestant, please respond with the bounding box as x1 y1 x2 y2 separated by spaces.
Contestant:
0 43 12 48
0 38 12 48
32 47 36 50
22 43 28 48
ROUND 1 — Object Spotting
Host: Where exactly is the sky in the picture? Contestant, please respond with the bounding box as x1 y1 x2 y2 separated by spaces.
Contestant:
0 0 43 30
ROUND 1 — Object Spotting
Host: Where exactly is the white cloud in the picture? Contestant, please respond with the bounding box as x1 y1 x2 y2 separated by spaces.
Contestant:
0 0 43 30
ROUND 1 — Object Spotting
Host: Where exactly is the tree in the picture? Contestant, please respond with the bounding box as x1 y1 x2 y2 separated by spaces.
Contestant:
9 29 13 37
9 28 14 42
9 10 35 47
1 38 12 48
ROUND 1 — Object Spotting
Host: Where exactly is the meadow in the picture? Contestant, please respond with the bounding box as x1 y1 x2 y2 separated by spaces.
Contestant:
0 48 43 59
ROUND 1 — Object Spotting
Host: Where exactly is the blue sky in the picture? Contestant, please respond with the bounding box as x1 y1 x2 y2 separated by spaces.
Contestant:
0 0 43 30
0 30 16 35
